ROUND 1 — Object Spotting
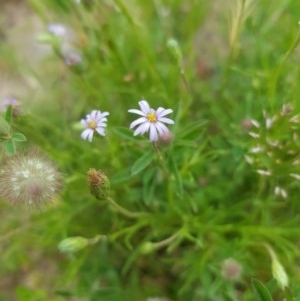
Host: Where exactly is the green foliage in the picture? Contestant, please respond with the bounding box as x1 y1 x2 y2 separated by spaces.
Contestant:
1 0 300 300
252 279 273 301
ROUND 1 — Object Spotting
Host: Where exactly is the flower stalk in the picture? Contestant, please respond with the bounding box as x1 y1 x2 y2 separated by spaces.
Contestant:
107 197 146 219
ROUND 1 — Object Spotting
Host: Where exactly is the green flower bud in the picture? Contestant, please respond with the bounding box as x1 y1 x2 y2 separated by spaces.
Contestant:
272 256 289 289
58 236 89 253
167 38 183 67
87 169 110 200
140 242 155 254
265 244 289 289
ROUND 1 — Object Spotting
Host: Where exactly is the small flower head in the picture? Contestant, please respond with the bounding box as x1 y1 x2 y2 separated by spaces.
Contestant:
87 169 110 200
221 258 243 281
246 103 300 199
0 97 21 117
80 110 109 142
128 100 174 142
65 52 82 66
0 149 62 207
158 131 174 146
47 23 66 37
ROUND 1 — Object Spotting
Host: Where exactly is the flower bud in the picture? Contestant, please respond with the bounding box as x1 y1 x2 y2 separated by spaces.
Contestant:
140 242 155 254
264 244 289 289
272 255 289 289
87 169 110 200
58 236 88 253
167 38 182 67
158 132 173 146
65 53 82 66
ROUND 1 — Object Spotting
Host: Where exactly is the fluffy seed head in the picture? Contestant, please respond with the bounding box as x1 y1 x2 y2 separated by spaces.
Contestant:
0 149 62 207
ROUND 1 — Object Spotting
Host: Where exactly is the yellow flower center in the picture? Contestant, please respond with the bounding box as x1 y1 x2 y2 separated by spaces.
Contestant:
88 120 97 129
147 112 157 123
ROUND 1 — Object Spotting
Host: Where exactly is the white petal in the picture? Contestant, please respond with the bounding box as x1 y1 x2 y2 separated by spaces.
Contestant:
87 131 94 142
90 110 98 119
80 119 88 127
139 100 151 114
96 127 106 136
155 122 169 135
134 123 150 136
97 122 107 127
81 129 93 141
101 111 110 117
128 109 145 116
156 107 165 116
97 111 110 120
149 124 158 141
158 117 174 124
139 122 150 134
130 117 147 129
96 117 107 123
156 108 173 118
86 115 93 122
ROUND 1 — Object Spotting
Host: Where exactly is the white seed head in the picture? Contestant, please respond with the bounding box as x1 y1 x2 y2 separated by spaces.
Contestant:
0 149 62 207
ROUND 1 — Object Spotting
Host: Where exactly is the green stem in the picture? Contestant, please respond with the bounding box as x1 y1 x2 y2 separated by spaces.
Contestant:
152 143 174 205
149 231 180 250
269 28 300 107
107 197 147 219
152 142 169 177
179 66 192 120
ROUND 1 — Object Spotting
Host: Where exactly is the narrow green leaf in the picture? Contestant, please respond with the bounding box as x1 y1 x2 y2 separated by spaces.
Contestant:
113 127 137 141
178 120 207 139
131 150 154 175
142 168 155 204
252 278 273 301
5 105 13 124
168 157 183 198
12 132 27 142
111 169 132 184
5 139 16 155
0 116 10 135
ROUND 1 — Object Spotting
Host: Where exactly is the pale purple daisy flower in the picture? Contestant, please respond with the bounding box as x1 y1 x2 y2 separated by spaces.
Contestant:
65 53 82 66
47 23 66 37
80 110 109 142
128 100 174 142
0 97 20 112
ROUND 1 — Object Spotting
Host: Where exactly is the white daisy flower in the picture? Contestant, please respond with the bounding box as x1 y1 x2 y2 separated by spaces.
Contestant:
128 100 174 142
80 110 109 142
